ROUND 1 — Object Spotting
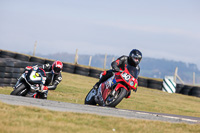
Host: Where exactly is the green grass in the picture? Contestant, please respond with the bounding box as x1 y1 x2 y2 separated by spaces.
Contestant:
2 72 200 117
0 72 200 133
0 101 200 133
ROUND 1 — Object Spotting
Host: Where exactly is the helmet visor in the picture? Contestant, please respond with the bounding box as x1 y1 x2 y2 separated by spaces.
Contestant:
53 67 61 74
133 54 142 59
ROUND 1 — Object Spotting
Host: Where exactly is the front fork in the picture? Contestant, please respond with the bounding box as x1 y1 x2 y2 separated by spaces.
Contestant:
113 83 131 98
14 77 22 89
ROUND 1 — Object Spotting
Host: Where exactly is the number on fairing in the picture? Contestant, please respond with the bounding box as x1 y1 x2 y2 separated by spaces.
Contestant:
121 73 131 81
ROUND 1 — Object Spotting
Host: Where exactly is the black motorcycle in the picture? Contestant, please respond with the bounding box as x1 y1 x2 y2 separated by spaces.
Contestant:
10 66 48 99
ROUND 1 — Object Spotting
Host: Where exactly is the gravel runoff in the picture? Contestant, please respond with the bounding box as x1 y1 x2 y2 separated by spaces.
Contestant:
0 94 199 124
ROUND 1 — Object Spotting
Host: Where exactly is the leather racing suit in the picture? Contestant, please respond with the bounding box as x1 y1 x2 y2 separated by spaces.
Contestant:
96 55 140 86
39 63 62 90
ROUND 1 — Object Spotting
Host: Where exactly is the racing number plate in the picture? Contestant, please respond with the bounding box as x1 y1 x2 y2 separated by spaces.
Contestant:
121 72 131 82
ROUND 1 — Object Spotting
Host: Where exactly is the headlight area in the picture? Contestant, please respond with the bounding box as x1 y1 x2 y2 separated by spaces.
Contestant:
130 81 134 86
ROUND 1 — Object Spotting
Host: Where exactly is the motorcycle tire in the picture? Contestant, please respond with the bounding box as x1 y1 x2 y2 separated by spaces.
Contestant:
10 83 28 96
84 88 97 105
105 87 127 107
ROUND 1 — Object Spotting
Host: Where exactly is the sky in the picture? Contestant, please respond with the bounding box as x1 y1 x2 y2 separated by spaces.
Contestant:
0 0 200 68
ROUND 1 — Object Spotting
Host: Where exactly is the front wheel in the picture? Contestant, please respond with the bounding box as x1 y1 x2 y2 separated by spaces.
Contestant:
10 83 28 96
105 87 127 107
84 88 97 105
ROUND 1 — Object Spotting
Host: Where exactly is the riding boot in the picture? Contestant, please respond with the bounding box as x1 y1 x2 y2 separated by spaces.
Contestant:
94 87 105 106
93 73 110 90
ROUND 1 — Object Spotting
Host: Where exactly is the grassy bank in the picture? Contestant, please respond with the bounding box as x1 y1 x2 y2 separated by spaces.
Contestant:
0 72 200 132
0 101 200 133
1 72 199 117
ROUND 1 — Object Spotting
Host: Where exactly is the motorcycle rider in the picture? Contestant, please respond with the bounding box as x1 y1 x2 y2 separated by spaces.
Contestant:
93 49 142 106
39 60 63 90
26 60 63 99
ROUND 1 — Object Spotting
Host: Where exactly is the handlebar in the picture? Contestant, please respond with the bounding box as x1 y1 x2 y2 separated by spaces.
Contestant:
112 68 124 73
112 70 123 73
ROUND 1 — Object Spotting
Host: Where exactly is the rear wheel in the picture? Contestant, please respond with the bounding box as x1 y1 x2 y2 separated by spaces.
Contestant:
105 87 127 107
84 88 97 105
10 83 28 96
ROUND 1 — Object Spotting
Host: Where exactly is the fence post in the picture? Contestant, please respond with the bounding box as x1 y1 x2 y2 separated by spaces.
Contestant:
193 72 195 85
110 57 115 69
174 67 184 84
33 41 37 56
88 56 92 66
74 49 78 64
174 67 178 82
104 53 107 69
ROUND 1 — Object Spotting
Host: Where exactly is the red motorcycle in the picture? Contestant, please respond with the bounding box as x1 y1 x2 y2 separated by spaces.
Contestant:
85 65 138 107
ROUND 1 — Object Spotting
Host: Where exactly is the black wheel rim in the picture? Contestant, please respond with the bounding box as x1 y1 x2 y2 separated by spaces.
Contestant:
105 89 121 105
86 89 96 101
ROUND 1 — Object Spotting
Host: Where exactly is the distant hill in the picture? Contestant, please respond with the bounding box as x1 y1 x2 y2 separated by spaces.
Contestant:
36 52 200 84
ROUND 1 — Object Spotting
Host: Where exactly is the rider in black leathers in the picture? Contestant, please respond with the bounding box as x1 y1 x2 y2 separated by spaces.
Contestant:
35 60 63 99
38 60 63 90
93 49 142 105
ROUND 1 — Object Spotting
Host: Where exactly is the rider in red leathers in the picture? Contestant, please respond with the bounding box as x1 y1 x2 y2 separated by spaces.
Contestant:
93 49 142 105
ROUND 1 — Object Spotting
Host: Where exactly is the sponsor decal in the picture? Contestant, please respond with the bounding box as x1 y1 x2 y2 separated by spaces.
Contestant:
111 78 116 85
46 64 50 67
106 81 109 88
134 83 138 88
35 73 39 77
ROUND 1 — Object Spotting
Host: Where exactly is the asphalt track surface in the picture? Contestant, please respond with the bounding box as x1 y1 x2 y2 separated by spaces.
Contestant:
0 94 199 124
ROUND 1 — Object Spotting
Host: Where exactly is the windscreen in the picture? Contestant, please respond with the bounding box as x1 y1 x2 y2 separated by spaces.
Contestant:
126 65 139 79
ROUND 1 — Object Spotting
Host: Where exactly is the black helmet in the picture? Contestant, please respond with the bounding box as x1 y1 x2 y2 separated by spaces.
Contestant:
128 49 142 67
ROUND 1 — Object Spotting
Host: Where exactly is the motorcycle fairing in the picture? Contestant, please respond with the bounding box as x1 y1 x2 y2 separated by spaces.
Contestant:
119 71 138 91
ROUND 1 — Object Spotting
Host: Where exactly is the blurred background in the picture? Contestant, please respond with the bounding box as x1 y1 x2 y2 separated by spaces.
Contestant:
0 0 200 84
